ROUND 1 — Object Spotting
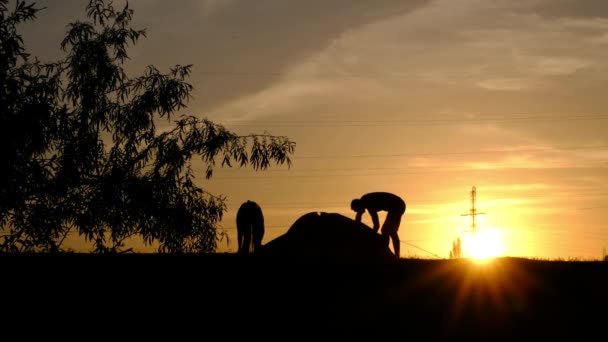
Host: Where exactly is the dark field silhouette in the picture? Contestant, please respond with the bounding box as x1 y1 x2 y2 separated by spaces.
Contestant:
3 254 607 338
3 214 607 338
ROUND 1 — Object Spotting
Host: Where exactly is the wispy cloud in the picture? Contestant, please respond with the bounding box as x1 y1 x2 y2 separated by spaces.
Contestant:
477 78 537 91
535 57 590 75
198 0 235 16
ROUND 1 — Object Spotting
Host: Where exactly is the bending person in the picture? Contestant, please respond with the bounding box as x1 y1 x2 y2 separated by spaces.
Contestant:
236 200 265 254
351 192 406 258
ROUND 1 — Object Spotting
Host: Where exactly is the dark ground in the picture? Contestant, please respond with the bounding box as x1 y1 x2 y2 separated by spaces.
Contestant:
2 254 607 339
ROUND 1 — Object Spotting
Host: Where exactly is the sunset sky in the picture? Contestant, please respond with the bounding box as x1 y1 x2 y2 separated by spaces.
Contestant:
18 0 608 259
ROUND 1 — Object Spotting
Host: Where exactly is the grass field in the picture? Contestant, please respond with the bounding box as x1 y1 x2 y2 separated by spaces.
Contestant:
3 253 607 338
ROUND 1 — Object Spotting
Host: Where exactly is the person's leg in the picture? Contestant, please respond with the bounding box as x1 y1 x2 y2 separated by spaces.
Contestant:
370 211 380 233
381 229 390 248
380 227 392 254
236 206 249 254
236 223 245 254
390 231 400 258
252 222 264 252
383 212 401 257
241 226 252 254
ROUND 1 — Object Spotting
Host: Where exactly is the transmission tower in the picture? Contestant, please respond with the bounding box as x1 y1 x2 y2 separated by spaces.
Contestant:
461 186 485 235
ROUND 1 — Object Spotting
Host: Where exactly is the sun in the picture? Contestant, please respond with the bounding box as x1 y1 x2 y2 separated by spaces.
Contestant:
462 228 504 263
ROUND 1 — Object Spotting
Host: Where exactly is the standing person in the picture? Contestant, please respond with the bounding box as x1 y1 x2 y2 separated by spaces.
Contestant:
236 200 265 254
351 192 406 258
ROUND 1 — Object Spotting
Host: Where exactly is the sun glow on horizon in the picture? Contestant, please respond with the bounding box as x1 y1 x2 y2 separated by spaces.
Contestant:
462 228 505 263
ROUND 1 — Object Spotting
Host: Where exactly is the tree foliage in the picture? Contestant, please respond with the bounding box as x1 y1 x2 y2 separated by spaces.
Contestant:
449 237 462 259
0 0 295 253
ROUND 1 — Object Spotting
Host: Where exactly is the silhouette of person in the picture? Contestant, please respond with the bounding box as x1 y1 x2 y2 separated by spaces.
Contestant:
236 200 265 254
351 192 406 258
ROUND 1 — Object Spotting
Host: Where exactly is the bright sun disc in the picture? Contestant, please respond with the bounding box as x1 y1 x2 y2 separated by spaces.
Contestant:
463 228 504 263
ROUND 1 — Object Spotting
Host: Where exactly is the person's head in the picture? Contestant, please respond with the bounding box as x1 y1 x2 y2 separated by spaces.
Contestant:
351 199 364 213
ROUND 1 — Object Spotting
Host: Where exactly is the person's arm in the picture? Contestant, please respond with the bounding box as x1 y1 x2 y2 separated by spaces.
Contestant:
355 211 363 222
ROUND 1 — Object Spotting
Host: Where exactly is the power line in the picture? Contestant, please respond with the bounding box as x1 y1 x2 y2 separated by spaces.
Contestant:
218 225 290 231
191 70 483 79
222 201 608 210
294 144 608 159
219 161 607 173
219 115 608 127
216 160 607 173
400 240 442 259
211 162 607 180
222 203 608 212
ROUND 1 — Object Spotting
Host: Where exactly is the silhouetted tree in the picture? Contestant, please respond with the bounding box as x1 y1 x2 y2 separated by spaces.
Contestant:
0 0 295 253
449 237 462 259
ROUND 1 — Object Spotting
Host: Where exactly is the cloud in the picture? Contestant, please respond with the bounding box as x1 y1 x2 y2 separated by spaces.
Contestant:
476 78 536 91
199 0 235 16
535 57 590 75
132 0 430 111
211 78 341 121
526 0 608 19
587 32 608 44
482 183 554 192
19 0 430 112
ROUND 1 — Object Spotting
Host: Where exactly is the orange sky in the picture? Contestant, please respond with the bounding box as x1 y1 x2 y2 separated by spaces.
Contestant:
21 0 608 259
